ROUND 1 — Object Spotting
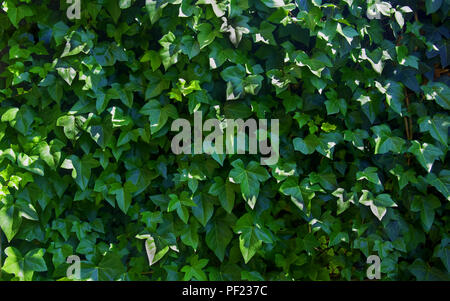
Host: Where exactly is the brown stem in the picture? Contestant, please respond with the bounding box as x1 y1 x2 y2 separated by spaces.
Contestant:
404 89 412 140
404 117 411 140
408 117 413 140
403 88 413 165
396 35 403 46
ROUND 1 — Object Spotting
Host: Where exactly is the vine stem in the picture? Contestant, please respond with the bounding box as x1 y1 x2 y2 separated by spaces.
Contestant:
404 89 412 140
404 117 410 139
404 88 413 165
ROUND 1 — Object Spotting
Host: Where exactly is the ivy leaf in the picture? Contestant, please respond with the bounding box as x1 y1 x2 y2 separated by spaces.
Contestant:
139 100 178 134
168 192 196 224
110 181 137 214
2 106 34 135
229 160 270 209
119 0 133 9
205 214 233 261
426 170 450 201
159 31 180 70
56 67 77 86
359 191 391 221
411 195 441 232
372 124 405 154
293 135 319 155
409 259 450 280
260 0 286 8
374 194 397 208
145 0 168 24
220 16 250 47
191 194 214 227
390 165 417 190
197 23 217 49
61 155 100 190
422 82 450 110
233 213 273 263
81 252 126 281
17 153 44 176
136 234 169 266
140 50 161 71
279 176 305 211
181 221 199 251
208 177 235 214
336 23 359 45
425 0 443 14
2 247 47 280
418 115 449 146
56 115 78 140
36 141 55 169
408 141 443 172
0 205 22 242
220 65 246 100
180 35 200 59
4 1 33 28
356 167 382 186
381 81 404 116
435 240 450 273
181 256 209 281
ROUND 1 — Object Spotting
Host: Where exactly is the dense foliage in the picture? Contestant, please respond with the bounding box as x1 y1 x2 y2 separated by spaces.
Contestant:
0 0 449 281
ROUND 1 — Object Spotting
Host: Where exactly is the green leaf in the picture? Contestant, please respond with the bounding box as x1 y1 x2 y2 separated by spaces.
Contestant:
140 50 161 71
359 191 390 221
374 194 397 208
372 124 405 154
197 23 216 49
110 182 137 214
426 170 450 201
181 255 209 281
336 23 359 45
119 0 133 9
159 31 180 70
220 65 246 100
57 67 77 86
408 141 443 172
5 1 33 28
181 221 199 250
81 252 126 281
229 160 270 209
61 155 99 190
260 0 286 8
140 100 178 134
419 115 449 146
234 213 273 263
191 195 214 227
382 81 404 116
2 106 34 135
56 115 77 140
425 0 443 14
209 177 235 214
409 259 450 280
145 0 168 24
2 247 47 280
180 35 200 59
17 153 44 176
356 167 382 186
279 176 305 211
422 82 450 110
205 215 233 261
0 205 22 242
293 135 319 155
